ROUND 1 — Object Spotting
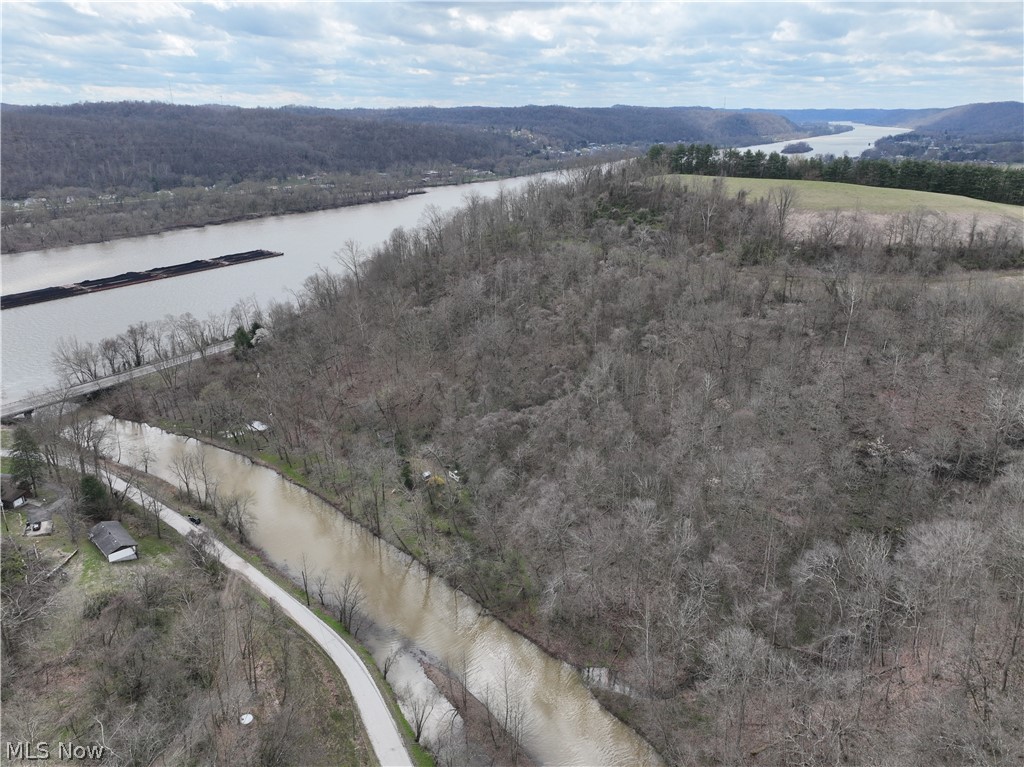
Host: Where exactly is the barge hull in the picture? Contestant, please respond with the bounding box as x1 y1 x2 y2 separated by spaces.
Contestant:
1 249 283 310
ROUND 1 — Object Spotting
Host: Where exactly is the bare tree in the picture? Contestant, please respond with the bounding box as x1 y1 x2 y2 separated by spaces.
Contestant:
335 238 365 292
220 491 256 544
403 683 438 744
52 336 101 384
330 573 365 637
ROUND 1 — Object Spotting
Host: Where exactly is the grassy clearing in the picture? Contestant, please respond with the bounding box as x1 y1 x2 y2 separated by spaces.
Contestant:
668 174 1024 218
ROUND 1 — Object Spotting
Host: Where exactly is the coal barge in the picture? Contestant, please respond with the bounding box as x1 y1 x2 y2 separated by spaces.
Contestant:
1 249 283 310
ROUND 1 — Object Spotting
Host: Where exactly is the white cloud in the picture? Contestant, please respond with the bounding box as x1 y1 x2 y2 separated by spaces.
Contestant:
1 0 1020 109
771 20 801 43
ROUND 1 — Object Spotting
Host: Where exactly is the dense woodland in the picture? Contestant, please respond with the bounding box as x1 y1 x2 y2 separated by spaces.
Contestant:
0 102 530 197
0 102 801 201
78 161 1024 765
328 104 802 148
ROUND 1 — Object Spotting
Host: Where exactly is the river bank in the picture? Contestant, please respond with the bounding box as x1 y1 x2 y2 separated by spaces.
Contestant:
98 461 417 766
0 458 384 766
1 154 613 256
128 408 618 673
0 186 427 255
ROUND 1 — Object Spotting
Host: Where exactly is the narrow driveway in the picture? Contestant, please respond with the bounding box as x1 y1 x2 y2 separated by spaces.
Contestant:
105 471 414 767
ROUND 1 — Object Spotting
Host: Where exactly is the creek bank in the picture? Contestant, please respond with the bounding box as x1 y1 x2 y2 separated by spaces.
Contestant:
137 413 638 682
96 407 661 764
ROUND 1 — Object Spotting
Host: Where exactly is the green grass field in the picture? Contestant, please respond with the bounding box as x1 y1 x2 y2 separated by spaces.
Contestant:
668 174 1024 218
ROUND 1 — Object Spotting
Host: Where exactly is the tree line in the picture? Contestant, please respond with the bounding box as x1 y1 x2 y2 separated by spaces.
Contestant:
0 171 424 254
0 101 534 199
649 142 1024 205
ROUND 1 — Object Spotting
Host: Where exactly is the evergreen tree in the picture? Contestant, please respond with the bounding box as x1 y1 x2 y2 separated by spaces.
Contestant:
79 474 108 521
9 427 44 494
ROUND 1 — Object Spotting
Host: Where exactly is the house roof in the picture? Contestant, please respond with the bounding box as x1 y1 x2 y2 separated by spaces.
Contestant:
88 520 138 556
1 481 28 503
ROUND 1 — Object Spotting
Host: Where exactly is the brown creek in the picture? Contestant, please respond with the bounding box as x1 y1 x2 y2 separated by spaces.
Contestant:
102 417 663 766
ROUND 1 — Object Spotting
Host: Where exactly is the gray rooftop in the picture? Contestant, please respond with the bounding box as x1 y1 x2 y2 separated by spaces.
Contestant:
88 520 138 556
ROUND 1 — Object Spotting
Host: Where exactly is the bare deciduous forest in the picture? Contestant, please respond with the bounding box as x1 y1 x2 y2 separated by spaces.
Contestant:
95 161 1024 765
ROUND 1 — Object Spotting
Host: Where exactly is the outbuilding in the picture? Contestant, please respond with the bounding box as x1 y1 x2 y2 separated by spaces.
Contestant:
88 520 139 563
1 480 29 510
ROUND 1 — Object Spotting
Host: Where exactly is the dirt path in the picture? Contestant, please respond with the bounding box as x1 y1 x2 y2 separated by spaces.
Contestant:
101 470 414 767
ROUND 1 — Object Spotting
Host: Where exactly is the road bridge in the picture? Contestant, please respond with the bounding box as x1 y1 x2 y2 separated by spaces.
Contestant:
2 340 234 422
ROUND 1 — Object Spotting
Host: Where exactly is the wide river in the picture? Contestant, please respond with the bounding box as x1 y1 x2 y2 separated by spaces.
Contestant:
0 123 908 404
1 172 566 402
739 121 912 158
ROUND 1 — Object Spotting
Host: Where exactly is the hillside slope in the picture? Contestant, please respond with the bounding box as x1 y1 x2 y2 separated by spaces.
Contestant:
329 104 800 147
109 163 1024 766
1 102 802 200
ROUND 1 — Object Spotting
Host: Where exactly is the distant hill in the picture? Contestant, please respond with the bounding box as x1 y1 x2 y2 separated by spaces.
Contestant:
0 102 531 198
758 107 943 127
4 101 1015 202
910 101 1023 141
761 102 1022 139
0 102 799 199
317 104 800 148
759 102 1023 164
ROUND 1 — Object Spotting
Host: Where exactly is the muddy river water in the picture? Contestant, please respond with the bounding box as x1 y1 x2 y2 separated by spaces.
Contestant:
101 417 662 766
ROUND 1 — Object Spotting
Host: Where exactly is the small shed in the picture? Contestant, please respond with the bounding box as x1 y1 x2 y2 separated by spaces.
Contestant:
88 520 139 563
24 507 54 537
1 480 29 510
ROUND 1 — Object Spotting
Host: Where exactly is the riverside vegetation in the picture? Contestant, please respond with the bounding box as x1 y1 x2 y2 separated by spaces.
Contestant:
49 161 1024 764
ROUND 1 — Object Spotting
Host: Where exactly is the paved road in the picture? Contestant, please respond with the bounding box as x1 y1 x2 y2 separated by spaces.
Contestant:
2 340 235 421
104 471 414 767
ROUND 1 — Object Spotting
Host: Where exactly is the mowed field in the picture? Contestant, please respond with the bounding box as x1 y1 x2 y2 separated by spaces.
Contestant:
670 174 1023 219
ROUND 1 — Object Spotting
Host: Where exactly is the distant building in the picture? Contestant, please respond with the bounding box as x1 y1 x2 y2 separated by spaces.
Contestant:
88 520 139 563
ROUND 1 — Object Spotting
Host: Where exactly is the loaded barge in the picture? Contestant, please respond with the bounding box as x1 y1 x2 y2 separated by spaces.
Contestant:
1 249 283 310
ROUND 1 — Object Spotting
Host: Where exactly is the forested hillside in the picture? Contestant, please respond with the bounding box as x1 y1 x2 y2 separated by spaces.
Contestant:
101 161 1024 765
0 102 530 198
0 102 800 201
329 104 801 148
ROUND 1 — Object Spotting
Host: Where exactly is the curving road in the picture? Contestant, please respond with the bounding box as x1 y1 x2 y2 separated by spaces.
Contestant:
104 470 414 767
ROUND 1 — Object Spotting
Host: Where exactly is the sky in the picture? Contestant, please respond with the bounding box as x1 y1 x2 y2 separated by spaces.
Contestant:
1 1 1021 111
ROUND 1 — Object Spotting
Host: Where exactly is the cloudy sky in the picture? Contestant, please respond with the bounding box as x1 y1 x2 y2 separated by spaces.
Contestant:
2 1 1021 111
